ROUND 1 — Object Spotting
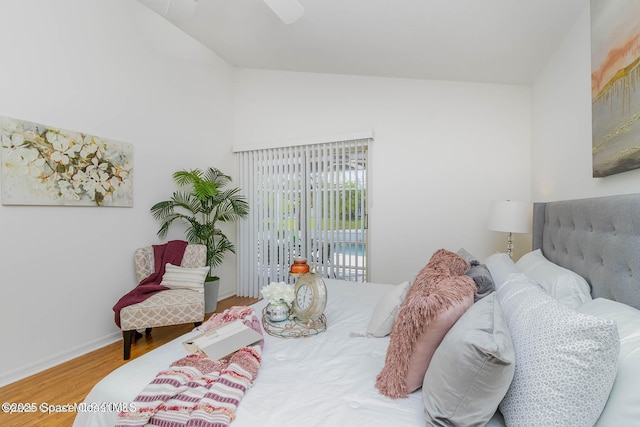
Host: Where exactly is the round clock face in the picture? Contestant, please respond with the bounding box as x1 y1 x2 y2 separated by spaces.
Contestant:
296 284 313 310
293 272 327 322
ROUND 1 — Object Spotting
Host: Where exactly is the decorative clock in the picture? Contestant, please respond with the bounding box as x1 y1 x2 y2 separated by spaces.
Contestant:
292 270 327 323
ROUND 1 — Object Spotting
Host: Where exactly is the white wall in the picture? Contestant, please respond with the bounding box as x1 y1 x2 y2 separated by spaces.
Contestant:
532 3 640 201
233 70 532 284
0 0 237 386
0 0 536 386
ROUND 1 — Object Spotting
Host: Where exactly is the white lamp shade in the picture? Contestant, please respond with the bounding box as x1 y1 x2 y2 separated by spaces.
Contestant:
487 200 532 234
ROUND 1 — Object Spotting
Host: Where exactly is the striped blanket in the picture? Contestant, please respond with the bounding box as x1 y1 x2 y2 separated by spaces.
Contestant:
116 307 263 427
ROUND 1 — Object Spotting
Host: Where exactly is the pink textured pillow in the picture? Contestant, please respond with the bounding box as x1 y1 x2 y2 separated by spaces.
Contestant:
376 249 476 398
405 298 473 391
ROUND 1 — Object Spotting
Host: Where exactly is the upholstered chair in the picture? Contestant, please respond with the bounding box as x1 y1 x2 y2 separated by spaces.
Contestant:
120 244 207 359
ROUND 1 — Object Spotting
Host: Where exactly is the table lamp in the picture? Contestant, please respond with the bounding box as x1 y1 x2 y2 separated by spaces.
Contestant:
487 200 532 257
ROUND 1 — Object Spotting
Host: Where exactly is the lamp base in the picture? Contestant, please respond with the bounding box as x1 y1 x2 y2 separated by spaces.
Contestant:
506 232 514 258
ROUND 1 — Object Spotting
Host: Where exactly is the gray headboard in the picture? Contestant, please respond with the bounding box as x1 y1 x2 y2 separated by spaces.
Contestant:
532 193 640 310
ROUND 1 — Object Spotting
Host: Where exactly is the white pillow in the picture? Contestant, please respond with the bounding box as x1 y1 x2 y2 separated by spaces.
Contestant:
516 249 591 308
577 298 640 427
496 273 619 427
485 252 520 287
160 263 209 292
366 281 410 337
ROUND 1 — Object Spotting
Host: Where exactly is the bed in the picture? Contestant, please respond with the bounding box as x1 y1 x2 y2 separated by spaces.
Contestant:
74 193 640 427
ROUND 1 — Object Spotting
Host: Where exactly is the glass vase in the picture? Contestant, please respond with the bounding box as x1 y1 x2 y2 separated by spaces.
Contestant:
265 300 290 322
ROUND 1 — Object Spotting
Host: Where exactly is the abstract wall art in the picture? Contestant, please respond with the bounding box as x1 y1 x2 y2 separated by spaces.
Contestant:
0 116 133 206
591 0 640 177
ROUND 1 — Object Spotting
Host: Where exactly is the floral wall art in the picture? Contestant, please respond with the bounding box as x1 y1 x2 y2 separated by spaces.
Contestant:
0 116 133 206
591 0 640 177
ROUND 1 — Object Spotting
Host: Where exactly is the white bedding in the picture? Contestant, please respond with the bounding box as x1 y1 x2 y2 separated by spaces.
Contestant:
73 279 426 427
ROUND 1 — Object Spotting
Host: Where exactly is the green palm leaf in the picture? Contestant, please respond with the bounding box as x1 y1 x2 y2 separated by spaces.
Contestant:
151 167 249 273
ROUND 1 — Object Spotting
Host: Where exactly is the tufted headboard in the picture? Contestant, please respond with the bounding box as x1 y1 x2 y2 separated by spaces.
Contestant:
532 193 640 310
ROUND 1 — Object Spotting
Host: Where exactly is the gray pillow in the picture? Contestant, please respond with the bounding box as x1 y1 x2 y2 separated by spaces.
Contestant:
457 248 495 300
467 263 495 301
456 247 479 266
422 292 515 426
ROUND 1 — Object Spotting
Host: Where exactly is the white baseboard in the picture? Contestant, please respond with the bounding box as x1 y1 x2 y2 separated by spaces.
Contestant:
0 295 239 388
0 331 122 388
218 289 235 300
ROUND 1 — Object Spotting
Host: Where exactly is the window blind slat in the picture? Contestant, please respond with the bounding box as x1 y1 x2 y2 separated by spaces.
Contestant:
237 137 370 296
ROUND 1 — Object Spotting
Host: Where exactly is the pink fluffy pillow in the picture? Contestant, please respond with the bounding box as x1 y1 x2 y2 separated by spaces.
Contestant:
376 249 476 398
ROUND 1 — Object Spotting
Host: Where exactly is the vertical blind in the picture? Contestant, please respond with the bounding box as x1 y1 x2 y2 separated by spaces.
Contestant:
236 136 371 298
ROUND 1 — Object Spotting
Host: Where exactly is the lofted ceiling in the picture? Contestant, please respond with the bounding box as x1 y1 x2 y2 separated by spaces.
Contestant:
138 0 589 85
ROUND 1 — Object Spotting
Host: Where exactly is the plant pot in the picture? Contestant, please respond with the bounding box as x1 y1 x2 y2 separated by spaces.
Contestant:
204 278 220 313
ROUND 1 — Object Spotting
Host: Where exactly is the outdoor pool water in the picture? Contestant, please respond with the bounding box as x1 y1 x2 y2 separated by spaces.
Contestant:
336 243 366 257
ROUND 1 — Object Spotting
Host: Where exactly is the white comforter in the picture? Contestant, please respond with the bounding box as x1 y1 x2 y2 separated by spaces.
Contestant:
73 279 425 427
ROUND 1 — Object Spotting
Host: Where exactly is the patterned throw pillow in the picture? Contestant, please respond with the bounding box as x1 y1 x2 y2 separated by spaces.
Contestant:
160 263 209 292
496 273 619 427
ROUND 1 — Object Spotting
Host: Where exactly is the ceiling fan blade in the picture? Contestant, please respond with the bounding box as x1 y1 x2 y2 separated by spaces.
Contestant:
264 0 304 24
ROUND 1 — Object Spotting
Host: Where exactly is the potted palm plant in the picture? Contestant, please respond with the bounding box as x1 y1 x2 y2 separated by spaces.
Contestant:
150 167 249 313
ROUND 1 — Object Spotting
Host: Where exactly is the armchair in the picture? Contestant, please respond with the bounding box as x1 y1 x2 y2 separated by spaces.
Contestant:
119 244 207 359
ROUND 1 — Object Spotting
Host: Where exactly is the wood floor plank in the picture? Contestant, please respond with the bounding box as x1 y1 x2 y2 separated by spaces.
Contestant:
0 296 258 427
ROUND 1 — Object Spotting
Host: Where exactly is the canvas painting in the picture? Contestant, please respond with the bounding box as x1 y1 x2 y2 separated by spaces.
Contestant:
591 0 640 177
0 116 133 206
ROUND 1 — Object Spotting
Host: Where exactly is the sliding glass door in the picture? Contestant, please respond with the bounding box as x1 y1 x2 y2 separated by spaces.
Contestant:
236 137 370 297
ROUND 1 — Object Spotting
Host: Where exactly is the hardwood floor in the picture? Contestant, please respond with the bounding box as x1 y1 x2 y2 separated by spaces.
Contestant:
0 295 258 427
